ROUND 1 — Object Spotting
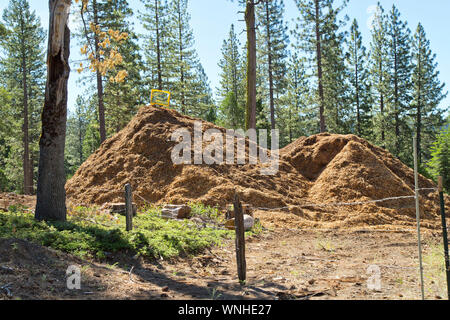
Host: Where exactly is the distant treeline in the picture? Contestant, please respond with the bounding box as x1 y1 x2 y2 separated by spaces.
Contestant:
0 0 448 194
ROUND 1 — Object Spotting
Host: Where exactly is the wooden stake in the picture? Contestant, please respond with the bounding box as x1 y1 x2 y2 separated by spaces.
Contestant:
438 176 450 300
234 193 246 284
125 184 133 232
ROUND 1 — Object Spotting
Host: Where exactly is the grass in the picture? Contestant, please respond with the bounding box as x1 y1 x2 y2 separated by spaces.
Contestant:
0 204 233 261
423 241 449 299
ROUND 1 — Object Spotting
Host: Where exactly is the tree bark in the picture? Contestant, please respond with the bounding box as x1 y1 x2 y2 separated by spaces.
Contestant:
177 3 185 113
35 0 71 222
265 1 275 130
314 0 326 133
21 48 32 195
393 37 400 154
354 38 361 136
245 0 257 130
93 0 106 143
379 60 385 144
155 0 162 90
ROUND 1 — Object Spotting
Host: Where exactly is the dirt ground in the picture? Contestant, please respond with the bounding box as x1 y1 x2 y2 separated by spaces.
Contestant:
1 211 447 300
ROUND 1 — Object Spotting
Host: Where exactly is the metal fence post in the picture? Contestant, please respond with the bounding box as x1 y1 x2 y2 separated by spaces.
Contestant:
413 136 425 300
438 176 450 299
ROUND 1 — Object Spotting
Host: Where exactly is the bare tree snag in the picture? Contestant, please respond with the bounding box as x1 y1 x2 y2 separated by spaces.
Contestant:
35 0 71 222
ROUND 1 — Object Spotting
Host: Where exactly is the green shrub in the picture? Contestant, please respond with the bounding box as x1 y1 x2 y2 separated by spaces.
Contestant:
0 205 232 261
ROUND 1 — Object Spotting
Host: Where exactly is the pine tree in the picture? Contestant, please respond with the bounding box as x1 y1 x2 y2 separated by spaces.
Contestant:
320 3 350 134
185 63 216 120
293 0 348 133
369 2 390 147
76 0 138 140
217 24 245 129
427 122 449 192
0 87 13 191
167 0 212 117
346 19 372 138
140 0 170 91
0 22 6 38
77 0 107 142
0 0 46 194
99 0 144 134
65 95 92 176
387 5 412 159
257 0 289 130
411 23 447 165
280 53 313 144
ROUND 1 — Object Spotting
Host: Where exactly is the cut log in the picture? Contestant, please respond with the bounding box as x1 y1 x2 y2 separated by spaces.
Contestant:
225 215 255 231
161 205 192 219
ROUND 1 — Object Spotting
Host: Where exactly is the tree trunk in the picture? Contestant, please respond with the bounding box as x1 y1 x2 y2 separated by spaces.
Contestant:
393 38 400 154
379 60 385 144
265 1 275 130
21 51 32 195
78 112 83 166
354 40 361 136
245 0 257 130
93 0 106 143
314 0 325 133
177 4 185 113
155 0 162 90
35 0 71 222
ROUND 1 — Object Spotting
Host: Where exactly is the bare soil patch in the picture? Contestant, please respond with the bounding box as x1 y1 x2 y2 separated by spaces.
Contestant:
1 227 446 300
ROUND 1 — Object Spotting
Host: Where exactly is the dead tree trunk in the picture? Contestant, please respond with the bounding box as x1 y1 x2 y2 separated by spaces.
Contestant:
35 0 71 222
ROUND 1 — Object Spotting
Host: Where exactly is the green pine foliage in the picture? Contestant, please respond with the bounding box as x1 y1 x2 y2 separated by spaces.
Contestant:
427 123 450 192
386 5 413 163
0 0 45 193
97 0 145 134
166 0 214 117
292 0 349 133
346 19 373 139
256 0 289 130
65 95 100 178
140 0 172 91
411 23 447 165
217 24 246 129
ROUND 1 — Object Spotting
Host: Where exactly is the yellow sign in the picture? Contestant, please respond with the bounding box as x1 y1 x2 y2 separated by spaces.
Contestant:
150 89 171 107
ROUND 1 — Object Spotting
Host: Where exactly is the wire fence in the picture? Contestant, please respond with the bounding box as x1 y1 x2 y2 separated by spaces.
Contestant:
64 185 442 217
57 184 445 234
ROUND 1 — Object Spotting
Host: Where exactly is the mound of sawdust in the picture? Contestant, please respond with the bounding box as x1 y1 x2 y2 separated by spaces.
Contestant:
65 106 448 230
0 193 36 211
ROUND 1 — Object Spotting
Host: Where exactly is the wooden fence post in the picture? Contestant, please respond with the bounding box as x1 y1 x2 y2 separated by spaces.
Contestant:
438 176 450 300
234 193 246 284
125 183 133 232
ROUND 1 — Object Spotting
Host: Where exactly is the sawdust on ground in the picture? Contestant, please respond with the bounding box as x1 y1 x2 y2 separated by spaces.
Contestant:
64 105 448 231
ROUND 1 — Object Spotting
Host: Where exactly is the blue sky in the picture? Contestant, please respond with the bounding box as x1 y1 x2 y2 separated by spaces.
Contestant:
1 0 449 115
